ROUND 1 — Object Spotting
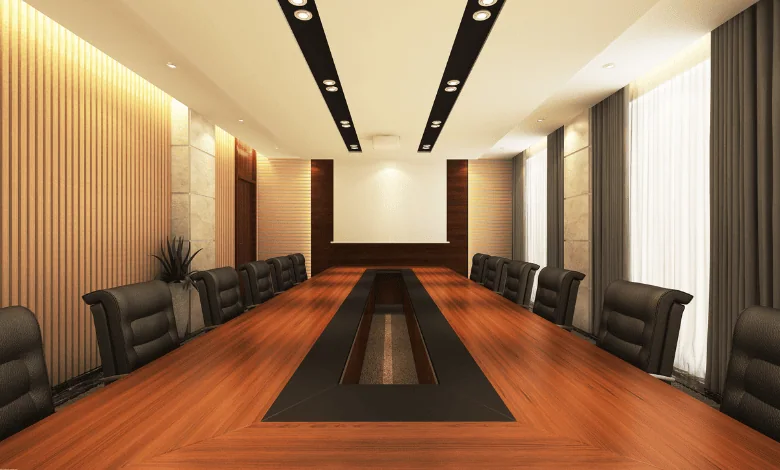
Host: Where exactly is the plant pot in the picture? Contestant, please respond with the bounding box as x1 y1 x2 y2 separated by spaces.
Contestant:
168 282 204 340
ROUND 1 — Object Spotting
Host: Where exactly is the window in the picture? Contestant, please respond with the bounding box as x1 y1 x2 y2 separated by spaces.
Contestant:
628 36 710 379
524 147 547 301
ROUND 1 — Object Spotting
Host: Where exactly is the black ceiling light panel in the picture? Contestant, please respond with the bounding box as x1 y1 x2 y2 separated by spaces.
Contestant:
418 0 505 153
277 0 361 152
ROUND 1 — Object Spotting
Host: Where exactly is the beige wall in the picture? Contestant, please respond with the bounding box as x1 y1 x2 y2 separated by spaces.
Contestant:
562 110 592 332
0 0 171 385
468 160 514 265
256 158 311 277
215 127 236 268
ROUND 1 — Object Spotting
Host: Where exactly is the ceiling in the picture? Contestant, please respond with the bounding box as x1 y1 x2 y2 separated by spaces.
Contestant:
27 0 756 160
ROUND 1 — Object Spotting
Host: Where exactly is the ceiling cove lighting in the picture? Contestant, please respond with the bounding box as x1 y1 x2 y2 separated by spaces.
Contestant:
417 0 505 153
277 0 360 152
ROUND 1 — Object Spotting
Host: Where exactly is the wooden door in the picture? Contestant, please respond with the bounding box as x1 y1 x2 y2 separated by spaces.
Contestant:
235 140 257 268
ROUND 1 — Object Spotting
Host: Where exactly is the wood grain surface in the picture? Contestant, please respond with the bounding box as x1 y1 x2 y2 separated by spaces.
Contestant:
0 267 778 469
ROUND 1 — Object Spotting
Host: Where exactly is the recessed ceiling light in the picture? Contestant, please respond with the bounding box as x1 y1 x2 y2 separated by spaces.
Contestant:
603 63 616 69
341 123 351 128
294 9 312 21
238 119 244 123
446 80 460 86
432 120 442 125
444 86 457 92
350 144 358 149
288 0 307 6
325 86 339 92
473 10 491 21
431 124 441 128
340 120 350 125
479 0 498 5
422 145 431 149
166 62 176 69
323 79 336 86
537 119 545 122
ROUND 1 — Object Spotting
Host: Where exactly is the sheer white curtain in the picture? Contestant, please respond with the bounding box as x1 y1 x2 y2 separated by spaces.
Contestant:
628 36 710 379
524 149 547 301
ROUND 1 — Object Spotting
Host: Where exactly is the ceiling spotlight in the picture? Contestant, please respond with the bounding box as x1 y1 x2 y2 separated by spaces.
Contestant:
341 123 351 128
431 124 441 128
294 9 313 21
166 62 177 69
432 120 442 125
323 79 336 86
350 144 358 149
478 0 498 5
238 119 244 123
340 120 350 125
288 0 307 5
422 145 431 149
603 63 616 69
537 119 545 122
444 86 458 92
446 80 460 86
473 10 491 21
325 86 339 92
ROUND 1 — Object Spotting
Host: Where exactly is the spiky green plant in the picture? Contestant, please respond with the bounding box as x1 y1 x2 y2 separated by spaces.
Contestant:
152 237 202 284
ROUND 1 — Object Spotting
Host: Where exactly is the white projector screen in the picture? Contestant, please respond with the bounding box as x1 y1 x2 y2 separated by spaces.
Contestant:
333 159 448 243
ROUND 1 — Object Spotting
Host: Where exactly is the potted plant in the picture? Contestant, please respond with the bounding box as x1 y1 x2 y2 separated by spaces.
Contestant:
153 237 202 340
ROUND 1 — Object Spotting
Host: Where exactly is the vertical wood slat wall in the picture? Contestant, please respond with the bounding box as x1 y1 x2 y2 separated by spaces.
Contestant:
0 0 171 385
468 160 514 265
256 159 311 277
214 127 235 268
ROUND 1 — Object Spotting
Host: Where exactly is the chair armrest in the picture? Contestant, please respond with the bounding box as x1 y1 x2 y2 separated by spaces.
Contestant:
273 291 283 296
649 373 675 383
244 304 259 312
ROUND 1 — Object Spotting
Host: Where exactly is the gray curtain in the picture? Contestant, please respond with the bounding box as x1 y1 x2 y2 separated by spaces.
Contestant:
707 0 780 394
590 88 628 335
512 151 526 261
547 127 565 267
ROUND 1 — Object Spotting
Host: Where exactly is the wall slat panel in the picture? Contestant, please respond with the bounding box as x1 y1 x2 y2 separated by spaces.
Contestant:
468 160 514 264
256 159 311 277
215 127 236 268
0 0 171 385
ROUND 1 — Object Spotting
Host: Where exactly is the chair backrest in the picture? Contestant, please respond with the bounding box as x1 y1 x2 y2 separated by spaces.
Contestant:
238 261 275 306
532 267 585 326
721 306 780 442
0 306 54 441
596 280 692 376
268 256 295 292
469 253 489 282
288 253 308 283
483 256 508 292
503 260 541 305
82 280 179 376
191 267 245 327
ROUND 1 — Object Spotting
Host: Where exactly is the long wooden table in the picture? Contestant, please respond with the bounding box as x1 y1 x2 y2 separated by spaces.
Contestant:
1 267 778 468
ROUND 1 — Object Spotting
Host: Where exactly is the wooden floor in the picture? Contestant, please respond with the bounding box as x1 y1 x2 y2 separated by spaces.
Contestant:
1 267 779 468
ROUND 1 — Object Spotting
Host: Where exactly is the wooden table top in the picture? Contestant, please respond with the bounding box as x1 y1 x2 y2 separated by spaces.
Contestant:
1 267 778 469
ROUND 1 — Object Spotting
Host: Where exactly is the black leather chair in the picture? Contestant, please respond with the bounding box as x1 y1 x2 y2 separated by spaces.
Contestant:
191 267 246 327
267 256 295 293
596 280 692 380
0 306 54 441
238 261 275 307
502 260 540 306
469 253 489 283
83 280 179 377
532 267 585 328
288 253 308 284
721 306 780 442
482 256 507 292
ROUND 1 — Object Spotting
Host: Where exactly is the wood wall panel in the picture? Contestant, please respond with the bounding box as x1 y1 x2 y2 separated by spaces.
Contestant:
215 127 235 268
235 140 256 268
311 160 469 275
0 0 171 385
256 158 311 277
468 160 513 264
